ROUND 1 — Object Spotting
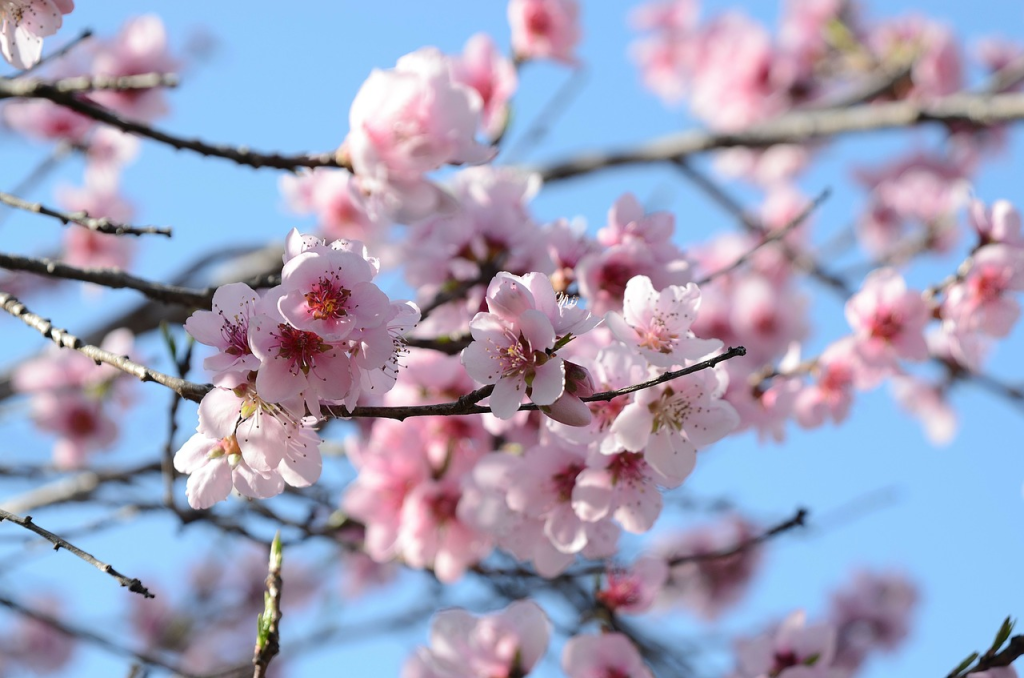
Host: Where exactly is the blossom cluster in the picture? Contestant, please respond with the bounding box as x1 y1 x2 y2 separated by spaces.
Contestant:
175 229 420 509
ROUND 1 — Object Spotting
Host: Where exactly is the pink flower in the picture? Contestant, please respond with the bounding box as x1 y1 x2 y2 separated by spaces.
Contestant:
562 632 654 678
451 33 518 139
733 611 843 678
184 283 262 381
0 0 74 69
572 451 665 533
173 431 281 509
890 376 957 445
607 275 722 368
346 47 494 184
90 15 179 121
462 271 595 420
655 515 763 620
611 367 738 488
7 597 75 673
845 268 930 369
828 570 918 670
794 338 860 428
280 169 386 246
508 0 580 65
969 199 1024 247
31 392 118 468
57 171 135 271
943 244 1024 338
2 97 93 143
597 555 668 614
404 600 550 678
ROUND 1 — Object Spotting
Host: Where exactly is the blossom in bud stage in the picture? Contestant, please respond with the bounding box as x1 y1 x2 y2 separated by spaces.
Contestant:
404 600 550 678
508 0 580 64
969 199 1023 247
0 0 74 69
607 275 722 368
845 268 930 369
346 47 494 184
732 611 842 678
562 632 654 678
451 33 518 139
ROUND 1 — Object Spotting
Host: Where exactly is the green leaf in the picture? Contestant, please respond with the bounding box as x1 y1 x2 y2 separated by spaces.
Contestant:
552 333 575 353
949 651 979 677
989 616 1016 654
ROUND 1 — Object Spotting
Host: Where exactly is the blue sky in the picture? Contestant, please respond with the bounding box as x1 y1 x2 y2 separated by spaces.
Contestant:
0 1 1022 676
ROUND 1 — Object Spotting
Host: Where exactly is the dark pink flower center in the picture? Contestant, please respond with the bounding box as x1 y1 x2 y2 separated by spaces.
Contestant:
868 309 903 342
525 6 552 35
608 452 646 484
305 277 351 320
552 462 585 502
67 406 98 436
598 569 642 609
220 316 251 356
272 324 329 374
969 266 1008 302
771 650 800 675
429 491 460 524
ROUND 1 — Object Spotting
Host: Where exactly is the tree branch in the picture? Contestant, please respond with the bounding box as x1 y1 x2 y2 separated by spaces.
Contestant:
0 72 179 96
535 92 1024 183
0 79 347 172
0 290 210 401
0 190 171 237
0 507 153 597
252 534 283 678
0 252 210 305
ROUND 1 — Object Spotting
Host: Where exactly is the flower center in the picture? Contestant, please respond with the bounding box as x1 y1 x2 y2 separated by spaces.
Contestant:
551 461 585 502
637 316 679 354
271 324 330 374
304 276 351 321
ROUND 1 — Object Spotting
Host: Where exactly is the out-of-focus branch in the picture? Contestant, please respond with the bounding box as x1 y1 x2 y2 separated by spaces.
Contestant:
252 534 283 678
0 507 154 597
0 253 210 305
0 291 210 402
666 507 807 568
0 79 347 172
0 594 197 677
0 72 179 96
14 29 94 78
0 462 160 514
0 191 172 237
696 189 831 285
536 92 1024 183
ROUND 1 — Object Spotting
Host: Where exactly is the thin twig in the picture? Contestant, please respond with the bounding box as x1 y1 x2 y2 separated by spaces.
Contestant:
0 191 171 237
0 507 153 597
0 252 210 305
0 144 72 229
13 28 94 78
696 189 831 285
535 92 1024 182
0 79 346 172
0 290 210 402
0 594 198 677
328 346 747 421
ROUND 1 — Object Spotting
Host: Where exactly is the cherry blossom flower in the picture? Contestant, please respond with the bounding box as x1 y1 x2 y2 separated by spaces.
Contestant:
890 376 957 445
845 268 930 369
461 271 595 420
572 450 665 533
562 632 654 678
969 198 1024 247
404 600 550 678
611 366 739 487
57 171 135 271
90 14 179 121
0 0 74 70
794 338 861 428
346 47 494 184
173 431 281 510
451 33 517 139
732 610 843 678
828 570 918 670
508 0 580 64
943 244 1024 339
655 515 763 619
607 275 722 368
279 169 387 246
597 555 668 614
184 282 262 381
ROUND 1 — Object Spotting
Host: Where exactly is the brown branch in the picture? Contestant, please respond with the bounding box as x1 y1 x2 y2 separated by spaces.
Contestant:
0 594 198 677
696 189 831 285
0 507 153 597
328 346 747 421
0 290 210 402
536 92 1024 183
964 636 1024 674
666 507 807 568
0 252 210 305
0 190 171 237
0 79 347 172
13 28 94 78
0 72 179 96
0 462 161 514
